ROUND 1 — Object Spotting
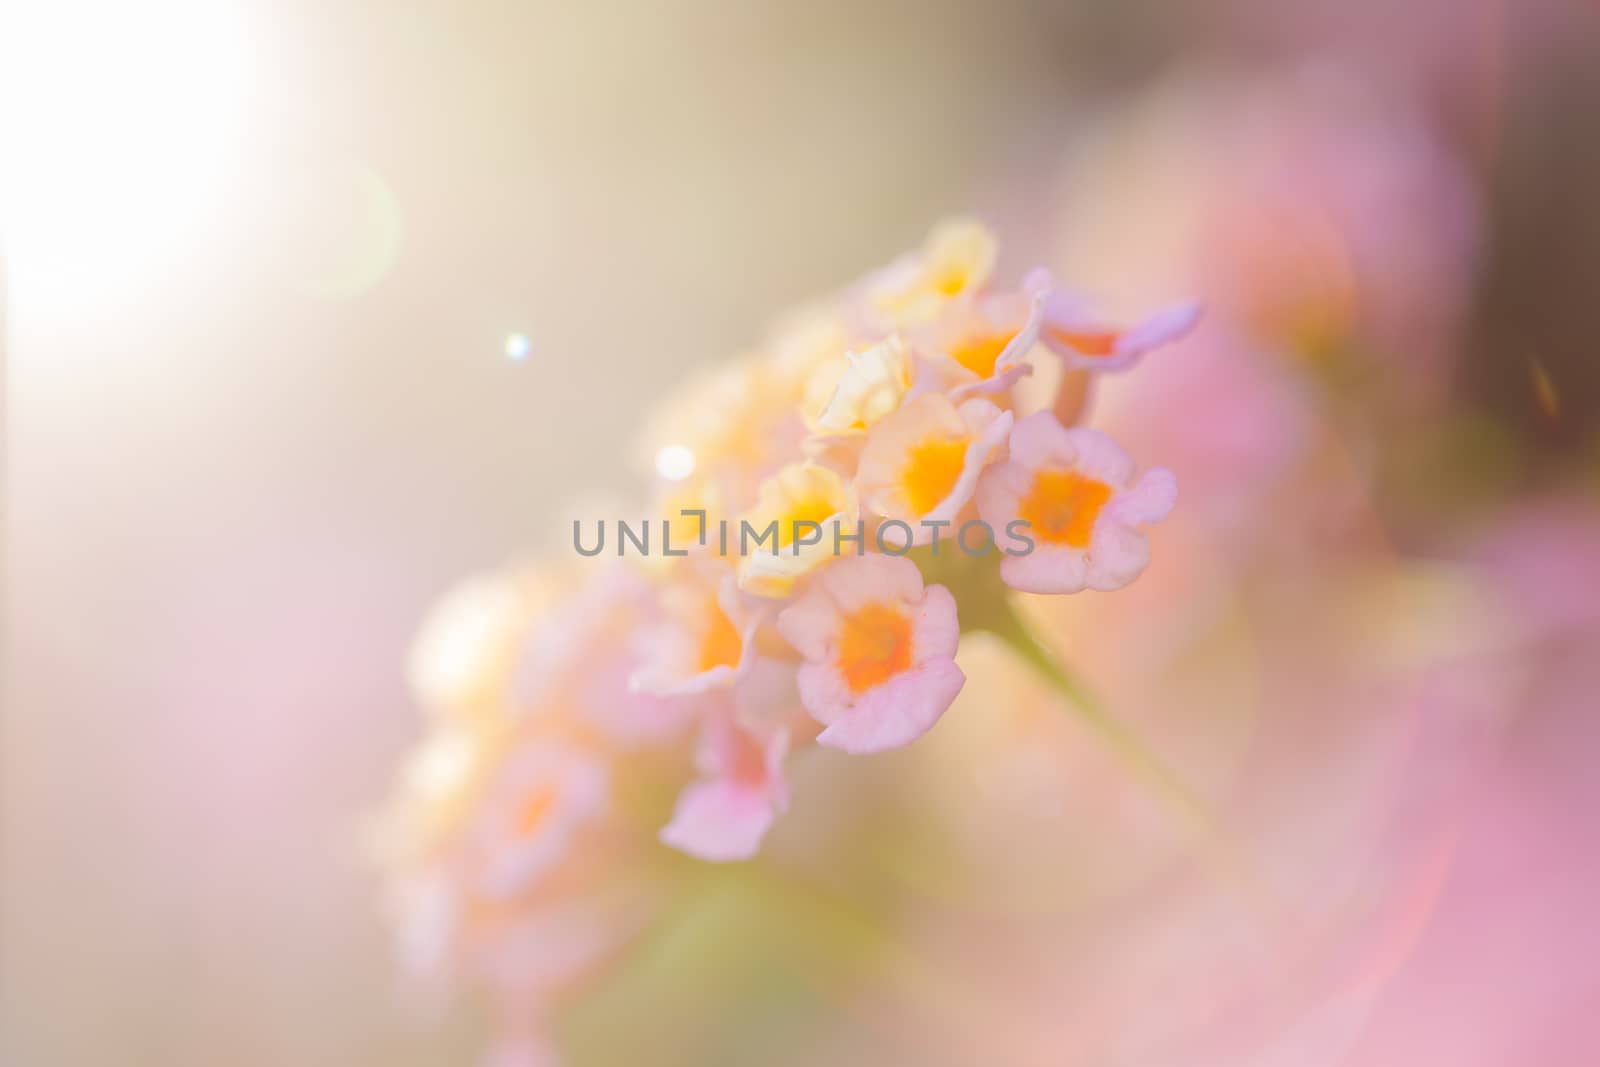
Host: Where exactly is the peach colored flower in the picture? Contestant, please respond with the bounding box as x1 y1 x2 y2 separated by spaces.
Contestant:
638 355 809 540
375 723 509 863
764 300 857 402
776 554 964 753
467 742 610 899
854 393 1013 534
631 563 761 695
916 267 1051 399
513 562 698 746
735 462 858 597
807 335 914 437
406 569 550 724
864 217 998 327
977 413 1176 593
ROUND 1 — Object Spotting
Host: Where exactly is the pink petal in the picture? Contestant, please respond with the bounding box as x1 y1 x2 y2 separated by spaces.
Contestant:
1117 301 1201 356
1002 411 1076 474
1108 467 1178 526
1060 426 1137 488
948 360 1032 402
774 587 841 663
1044 293 1201 372
999 542 1091 595
815 553 926 615
914 583 961 661
793 657 853 727
659 781 777 862
815 656 967 754
1085 520 1154 592
974 456 1031 527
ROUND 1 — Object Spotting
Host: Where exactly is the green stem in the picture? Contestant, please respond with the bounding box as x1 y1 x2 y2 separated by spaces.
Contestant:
979 599 1212 836
977 596 1276 918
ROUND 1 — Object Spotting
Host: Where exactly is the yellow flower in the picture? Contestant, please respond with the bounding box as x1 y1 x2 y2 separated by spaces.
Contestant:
855 393 1013 532
405 566 563 726
638 356 808 548
807 335 913 436
736 462 857 597
866 217 998 327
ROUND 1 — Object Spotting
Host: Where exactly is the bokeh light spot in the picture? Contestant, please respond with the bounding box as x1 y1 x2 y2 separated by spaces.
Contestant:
655 445 696 481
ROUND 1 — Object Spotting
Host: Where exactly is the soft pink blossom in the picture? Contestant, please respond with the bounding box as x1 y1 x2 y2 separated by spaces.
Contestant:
914 267 1053 400
977 414 1176 594
467 743 610 899
630 565 762 695
776 554 965 753
854 393 1013 532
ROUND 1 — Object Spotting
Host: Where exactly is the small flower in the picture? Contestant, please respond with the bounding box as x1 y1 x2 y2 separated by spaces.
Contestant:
855 393 1013 533
376 724 507 861
776 554 965 753
659 707 790 862
977 413 1176 594
468 743 610 900
808 335 914 436
407 571 544 723
735 462 858 597
918 267 1051 399
514 563 697 745
865 217 999 327
638 356 809 534
1041 291 1200 373
632 565 761 695
764 301 856 399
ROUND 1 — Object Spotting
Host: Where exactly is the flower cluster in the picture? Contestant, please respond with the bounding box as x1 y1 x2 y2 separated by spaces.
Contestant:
374 219 1195 1059
631 220 1193 835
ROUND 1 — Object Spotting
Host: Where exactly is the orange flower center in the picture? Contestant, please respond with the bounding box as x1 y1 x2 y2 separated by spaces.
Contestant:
697 598 744 673
902 436 969 516
775 495 839 547
1046 325 1120 357
928 264 970 297
949 330 1013 378
836 601 914 694
1018 469 1112 547
515 783 559 838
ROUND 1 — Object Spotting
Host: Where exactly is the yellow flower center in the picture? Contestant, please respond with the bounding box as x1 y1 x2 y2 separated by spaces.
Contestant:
697 597 744 673
928 263 971 297
776 493 840 547
1019 469 1113 547
515 783 559 838
902 436 970 516
837 601 914 694
948 329 1014 378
